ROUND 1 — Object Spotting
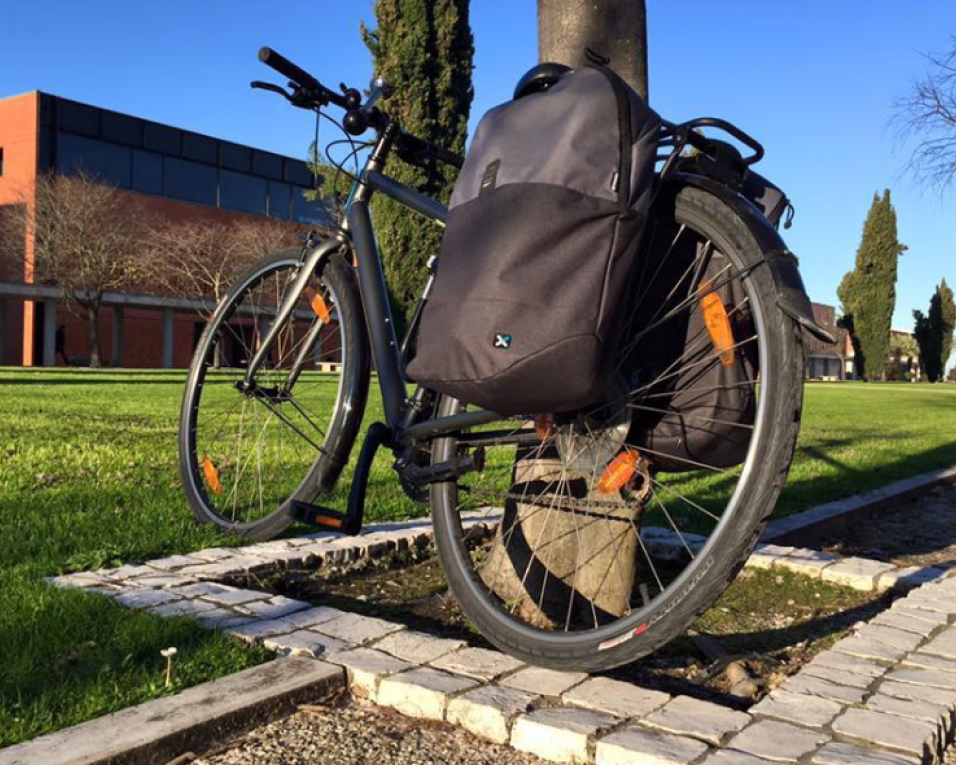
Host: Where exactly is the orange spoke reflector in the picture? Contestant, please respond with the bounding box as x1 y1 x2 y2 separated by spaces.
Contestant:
201 456 223 495
534 413 555 440
598 449 641 495
304 287 332 323
699 282 736 367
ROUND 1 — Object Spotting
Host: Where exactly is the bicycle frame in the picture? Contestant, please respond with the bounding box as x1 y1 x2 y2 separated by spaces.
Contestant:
243 125 504 448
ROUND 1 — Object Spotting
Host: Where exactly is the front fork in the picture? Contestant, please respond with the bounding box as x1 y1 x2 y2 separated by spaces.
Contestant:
243 234 344 392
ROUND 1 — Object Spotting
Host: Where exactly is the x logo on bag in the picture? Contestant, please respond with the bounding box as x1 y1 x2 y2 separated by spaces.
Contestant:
494 334 513 349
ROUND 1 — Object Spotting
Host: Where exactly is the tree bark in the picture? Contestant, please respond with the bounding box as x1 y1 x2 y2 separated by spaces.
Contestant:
479 2 651 629
87 303 102 369
538 0 648 99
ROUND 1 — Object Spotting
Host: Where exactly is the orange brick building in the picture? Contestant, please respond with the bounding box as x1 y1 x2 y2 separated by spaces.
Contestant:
0 91 330 368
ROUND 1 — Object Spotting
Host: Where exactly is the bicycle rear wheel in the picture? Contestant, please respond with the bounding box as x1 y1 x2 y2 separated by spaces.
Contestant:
179 247 369 540
429 183 805 671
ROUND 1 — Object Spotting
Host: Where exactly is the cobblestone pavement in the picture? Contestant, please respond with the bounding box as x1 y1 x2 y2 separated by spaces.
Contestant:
49 512 956 763
194 699 548 765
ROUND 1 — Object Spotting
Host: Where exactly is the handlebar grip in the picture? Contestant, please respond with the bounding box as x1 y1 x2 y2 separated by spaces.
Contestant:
258 47 320 91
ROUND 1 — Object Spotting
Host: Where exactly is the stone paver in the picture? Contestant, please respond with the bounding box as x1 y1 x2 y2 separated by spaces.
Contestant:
595 725 709 765
151 599 218 618
446 684 539 744
325 647 413 701
563 676 670 719
903 651 956 674
866 692 950 726
700 751 776 764
872 610 946 635
750 689 843 728
239 595 308 620
746 545 796 571
879 680 956 710
430 646 525 681
809 649 889 679
373 630 465 664
855 624 926 653
822 557 897 591
885 667 956 690
831 707 938 760
727 719 829 763
312 611 406 645
376 667 479 721
877 566 946 593
921 629 956 661
833 635 906 663
773 548 839 578
113 588 182 609
811 741 920 765
511 707 618 764
780 674 867 705
640 695 751 746
500 666 588 697
262 629 350 658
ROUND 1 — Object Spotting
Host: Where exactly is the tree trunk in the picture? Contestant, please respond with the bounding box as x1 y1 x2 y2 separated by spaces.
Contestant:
87 303 102 369
537 0 648 99
479 2 651 629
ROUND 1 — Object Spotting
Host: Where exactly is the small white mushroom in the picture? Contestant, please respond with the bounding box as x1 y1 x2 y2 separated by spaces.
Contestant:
161 647 178 686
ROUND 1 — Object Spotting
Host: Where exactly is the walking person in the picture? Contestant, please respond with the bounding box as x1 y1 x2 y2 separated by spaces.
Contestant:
55 325 71 366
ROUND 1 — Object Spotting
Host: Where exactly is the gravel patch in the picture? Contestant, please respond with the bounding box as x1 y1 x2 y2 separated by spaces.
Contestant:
193 698 549 765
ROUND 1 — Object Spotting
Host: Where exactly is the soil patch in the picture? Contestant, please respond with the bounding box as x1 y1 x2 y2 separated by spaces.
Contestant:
820 483 956 569
258 547 886 709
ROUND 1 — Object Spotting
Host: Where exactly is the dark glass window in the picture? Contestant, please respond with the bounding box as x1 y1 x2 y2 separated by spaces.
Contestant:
0 147 4 177
144 123 181 155
253 151 283 180
268 181 292 219
57 100 99 137
102 112 142 147
56 133 131 188
292 188 330 224
284 160 314 187
132 150 163 195
220 142 252 172
220 170 267 215
183 133 218 164
163 157 217 205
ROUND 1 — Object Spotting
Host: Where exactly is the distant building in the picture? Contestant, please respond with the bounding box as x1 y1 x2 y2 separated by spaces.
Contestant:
805 303 853 380
0 91 331 368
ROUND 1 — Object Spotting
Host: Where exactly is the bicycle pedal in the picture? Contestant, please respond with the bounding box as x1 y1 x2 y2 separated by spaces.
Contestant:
291 501 359 535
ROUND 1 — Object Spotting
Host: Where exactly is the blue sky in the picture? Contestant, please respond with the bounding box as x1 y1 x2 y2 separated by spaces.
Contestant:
2 1 954 332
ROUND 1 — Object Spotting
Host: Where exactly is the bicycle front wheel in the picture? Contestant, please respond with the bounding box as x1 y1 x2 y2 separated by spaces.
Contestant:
179 247 369 540
430 183 805 671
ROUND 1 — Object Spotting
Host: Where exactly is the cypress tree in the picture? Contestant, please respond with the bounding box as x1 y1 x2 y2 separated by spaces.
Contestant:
939 278 955 374
837 190 906 380
915 279 956 382
361 0 474 329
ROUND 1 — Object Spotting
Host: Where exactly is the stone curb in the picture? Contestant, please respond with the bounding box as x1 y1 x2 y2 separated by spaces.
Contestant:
38 480 956 764
0 657 344 765
763 464 956 547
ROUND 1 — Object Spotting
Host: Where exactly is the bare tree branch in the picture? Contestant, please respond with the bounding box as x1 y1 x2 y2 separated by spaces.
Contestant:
894 36 956 191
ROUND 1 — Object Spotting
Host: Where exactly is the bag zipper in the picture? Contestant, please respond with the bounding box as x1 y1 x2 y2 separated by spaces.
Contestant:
589 63 632 218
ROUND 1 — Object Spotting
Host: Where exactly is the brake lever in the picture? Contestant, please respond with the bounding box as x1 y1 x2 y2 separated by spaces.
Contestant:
250 80 293 101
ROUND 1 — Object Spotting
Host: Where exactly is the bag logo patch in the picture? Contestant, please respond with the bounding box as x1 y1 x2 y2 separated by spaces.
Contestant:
480 160 500 195
493 333 513 349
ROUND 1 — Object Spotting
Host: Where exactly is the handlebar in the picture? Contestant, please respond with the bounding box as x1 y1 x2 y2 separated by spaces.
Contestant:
258 46 348 110
255 46 463 171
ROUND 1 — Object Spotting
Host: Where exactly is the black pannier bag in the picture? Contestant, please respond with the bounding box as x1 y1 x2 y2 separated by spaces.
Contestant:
622 173 791 471
407 64 662 415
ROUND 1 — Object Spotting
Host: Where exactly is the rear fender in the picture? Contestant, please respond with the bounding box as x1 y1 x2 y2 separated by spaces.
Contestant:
671 172 836 344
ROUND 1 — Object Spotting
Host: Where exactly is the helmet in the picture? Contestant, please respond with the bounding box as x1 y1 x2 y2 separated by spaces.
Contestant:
513 62 572 100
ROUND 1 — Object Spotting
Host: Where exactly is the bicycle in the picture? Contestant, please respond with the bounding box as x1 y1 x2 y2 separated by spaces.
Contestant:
178 47 831 671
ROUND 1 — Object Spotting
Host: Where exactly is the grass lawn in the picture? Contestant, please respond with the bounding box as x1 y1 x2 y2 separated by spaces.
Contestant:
2 369 955 746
